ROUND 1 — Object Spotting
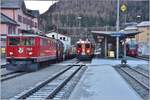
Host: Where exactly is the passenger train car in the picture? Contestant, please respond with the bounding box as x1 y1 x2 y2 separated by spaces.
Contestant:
76 40 94 60
6 34 64 71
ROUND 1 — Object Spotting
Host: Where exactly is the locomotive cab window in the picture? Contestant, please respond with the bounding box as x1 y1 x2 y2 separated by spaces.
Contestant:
77 44 81 48
8 37 34 46
85 44 90 48
9 38 20 46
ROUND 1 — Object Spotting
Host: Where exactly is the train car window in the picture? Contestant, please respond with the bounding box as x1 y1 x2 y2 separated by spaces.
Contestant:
77 44 81 48
41 38 47 46
9 38 20 46
85 44 90 48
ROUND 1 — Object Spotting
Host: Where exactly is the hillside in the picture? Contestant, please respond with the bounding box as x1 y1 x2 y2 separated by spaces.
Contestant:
38 0 149 44
39 0 149 32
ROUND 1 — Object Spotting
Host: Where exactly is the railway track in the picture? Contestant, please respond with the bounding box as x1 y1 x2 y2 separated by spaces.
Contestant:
114 65 149 99
1 71 26 82
120 66 149 90
135 56 149 61
12 63 85 100
1 64 6 68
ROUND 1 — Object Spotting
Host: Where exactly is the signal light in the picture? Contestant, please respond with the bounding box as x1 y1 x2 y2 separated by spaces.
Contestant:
86 50 90 53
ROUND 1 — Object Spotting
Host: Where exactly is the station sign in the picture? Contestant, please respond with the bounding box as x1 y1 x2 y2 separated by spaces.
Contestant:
110 32 124 37
121 4 127 12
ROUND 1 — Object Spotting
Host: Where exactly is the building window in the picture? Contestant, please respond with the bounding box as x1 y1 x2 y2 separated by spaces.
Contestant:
31 21 34 27
18 29 22 33
52 35 55 39
63 37 65 41
35 22 37 28
23 17 26 24
18 15 22 23
60 37 62 40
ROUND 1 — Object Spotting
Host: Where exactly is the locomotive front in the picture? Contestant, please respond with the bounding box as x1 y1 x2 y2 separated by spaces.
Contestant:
76 40 94 60
6 34 38 71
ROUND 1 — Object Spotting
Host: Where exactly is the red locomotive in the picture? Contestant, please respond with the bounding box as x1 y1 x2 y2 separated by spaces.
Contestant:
126 43 138 57
6 34 64 71
76 39 94 60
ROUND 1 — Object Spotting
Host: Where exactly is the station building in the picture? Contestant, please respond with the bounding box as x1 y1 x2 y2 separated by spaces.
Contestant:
136 21 150 56
91 29 140 58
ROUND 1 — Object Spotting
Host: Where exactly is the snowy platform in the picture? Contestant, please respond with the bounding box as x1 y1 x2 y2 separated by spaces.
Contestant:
69 58 143 100
1 57 6 65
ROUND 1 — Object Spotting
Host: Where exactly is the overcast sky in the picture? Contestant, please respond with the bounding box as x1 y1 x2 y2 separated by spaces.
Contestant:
24 0 58 14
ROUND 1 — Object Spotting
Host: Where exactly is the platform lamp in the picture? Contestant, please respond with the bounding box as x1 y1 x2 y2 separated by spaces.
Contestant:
137 15 141 23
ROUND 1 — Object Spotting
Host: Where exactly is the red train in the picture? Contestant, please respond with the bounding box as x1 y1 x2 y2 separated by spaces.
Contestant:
76 40 94 60
126 43 138 57
6 34 64 71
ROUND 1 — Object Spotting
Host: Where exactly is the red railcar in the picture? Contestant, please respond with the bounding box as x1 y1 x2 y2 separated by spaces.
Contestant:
126 43 138 57
6 34 63 71
76 40 94 60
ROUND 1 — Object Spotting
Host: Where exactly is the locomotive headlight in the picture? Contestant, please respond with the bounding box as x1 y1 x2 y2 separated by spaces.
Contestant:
9 52 13 55
87 50 90 53
77 50 80 53
29 52 32 55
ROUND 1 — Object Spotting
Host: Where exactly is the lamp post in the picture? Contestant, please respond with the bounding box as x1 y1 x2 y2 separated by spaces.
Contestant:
77 16 82 38
77 16 82 27
116 0 120 59
137 15 141 23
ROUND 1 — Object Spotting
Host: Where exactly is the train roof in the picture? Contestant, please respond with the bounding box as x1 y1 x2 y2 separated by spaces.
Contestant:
76 40 91 44
7 34 63 44
7 34 39 37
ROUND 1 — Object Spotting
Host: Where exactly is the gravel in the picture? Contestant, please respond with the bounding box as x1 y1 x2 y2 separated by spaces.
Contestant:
114 65 149 100
134 64 149 74
1 59 77 99
53 65 87 99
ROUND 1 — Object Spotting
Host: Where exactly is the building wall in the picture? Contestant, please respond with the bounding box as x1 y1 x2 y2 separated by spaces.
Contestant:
136 26 150 56
1 8 38 34
0 24 8 35
1 9 17 20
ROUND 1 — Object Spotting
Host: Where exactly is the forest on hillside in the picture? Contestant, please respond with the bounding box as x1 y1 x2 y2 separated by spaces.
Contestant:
39 0 149 32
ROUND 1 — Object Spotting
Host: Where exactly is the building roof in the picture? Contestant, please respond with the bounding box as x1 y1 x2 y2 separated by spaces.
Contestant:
124 26 138 31
26 9 40 17
137 21 150 27
1 13 19 25
91 30 141 37
1 0 39 18
1 0 23 9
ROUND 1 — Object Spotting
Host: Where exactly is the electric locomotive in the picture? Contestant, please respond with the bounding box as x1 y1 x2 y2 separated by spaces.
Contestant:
76 39 94 60
6 34 63 71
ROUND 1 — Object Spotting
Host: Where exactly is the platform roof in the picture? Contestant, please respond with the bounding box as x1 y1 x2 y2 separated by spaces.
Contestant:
91 30 141 37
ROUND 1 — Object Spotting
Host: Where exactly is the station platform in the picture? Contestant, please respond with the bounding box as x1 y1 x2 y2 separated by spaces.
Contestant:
1 57 6 66
69 58 143 100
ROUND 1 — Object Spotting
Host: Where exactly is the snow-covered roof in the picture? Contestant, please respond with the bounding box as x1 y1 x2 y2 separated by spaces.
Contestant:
137 21 150 27
124 26 138 31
